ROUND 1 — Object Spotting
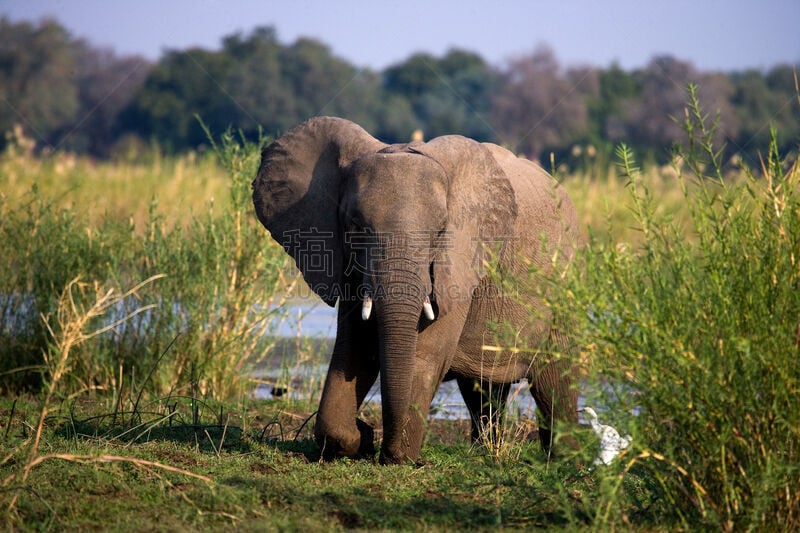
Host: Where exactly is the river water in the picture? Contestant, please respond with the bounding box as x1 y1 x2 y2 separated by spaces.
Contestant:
252 301 542 420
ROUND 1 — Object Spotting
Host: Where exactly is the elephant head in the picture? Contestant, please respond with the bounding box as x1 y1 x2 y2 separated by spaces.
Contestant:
253 117 517 317
252 117 520 463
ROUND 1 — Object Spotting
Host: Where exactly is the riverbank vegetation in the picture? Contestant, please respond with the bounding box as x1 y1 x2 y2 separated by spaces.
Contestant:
547 87 800 530
2 88 799 529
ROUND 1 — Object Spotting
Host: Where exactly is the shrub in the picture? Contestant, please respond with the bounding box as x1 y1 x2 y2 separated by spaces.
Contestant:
556 85 800 530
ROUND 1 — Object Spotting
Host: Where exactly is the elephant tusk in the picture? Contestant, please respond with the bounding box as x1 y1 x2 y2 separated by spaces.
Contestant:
423 297 435 321
361 295 373 321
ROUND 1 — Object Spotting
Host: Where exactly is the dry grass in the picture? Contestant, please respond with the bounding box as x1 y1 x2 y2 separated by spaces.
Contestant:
2 125 708 241
561 162 732 246
3 275 165 514
1 140 228 232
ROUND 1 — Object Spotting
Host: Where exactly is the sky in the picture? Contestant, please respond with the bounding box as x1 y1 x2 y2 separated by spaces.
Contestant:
1 0 798 72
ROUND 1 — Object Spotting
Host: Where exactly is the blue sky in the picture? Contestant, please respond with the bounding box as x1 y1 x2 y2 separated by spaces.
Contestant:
2 0 798 71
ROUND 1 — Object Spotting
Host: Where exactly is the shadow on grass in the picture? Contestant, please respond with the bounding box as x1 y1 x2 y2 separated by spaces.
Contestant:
53 408 250 455
317 489 521 529
45 395 328 460
219 468 589 530
268 437 322 462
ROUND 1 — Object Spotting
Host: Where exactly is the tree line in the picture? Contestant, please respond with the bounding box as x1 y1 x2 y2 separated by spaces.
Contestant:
1 17 797 167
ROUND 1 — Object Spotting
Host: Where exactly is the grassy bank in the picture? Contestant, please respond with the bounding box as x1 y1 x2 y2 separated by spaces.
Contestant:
0 129 305 401
1 395 648 531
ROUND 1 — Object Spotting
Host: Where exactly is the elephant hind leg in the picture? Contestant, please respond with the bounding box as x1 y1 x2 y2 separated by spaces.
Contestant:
457 377 510 447
528 356 579 456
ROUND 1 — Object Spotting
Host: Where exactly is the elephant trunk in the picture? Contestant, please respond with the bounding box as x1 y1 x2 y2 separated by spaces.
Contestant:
371 255 428 464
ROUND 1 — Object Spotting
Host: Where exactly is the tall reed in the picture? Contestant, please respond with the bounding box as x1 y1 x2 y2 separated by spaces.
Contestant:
0 127 296 400
550 84 800 530
1 275 216 521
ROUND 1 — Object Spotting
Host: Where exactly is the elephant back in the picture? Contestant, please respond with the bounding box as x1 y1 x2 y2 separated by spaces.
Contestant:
483 142 579 270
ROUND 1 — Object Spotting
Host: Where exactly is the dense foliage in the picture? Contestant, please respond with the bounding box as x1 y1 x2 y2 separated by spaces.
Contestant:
548 87 800 530
2 18 798 166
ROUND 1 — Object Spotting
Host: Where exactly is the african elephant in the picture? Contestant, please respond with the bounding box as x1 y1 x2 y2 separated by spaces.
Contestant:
252 117 580 464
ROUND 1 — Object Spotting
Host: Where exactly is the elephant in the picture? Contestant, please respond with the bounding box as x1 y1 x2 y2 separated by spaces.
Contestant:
252 116 580 465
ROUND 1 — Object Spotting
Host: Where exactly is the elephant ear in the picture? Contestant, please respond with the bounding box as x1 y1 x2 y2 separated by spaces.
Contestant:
252 117 386 306
409 136 518 315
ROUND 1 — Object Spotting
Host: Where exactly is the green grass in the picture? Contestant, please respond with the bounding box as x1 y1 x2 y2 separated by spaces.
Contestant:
0 128 301 400
3 395 656 531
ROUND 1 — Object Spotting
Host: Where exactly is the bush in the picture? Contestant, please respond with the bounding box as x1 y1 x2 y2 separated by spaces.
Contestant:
557 85 800 529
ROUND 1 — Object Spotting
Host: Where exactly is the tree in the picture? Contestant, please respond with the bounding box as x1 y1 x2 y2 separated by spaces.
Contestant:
603 56 738 162
763 65 800 155
278 37 379 132
221 27 294 138
382 49 498 141
587 62 638 143
225 27 385 140
120 47 234 150
618 56 696 152
384 52 442 100
66 42 150 155
3 15 795 164
371 93 420 142
731 65 800 164
0 18 79 150
490 45 590 160
121 26 386 149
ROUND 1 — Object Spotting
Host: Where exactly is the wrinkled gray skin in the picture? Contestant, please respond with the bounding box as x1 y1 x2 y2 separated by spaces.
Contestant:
252 117 580 464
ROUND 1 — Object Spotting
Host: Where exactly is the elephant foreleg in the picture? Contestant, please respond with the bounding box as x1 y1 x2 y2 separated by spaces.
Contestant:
315 304 379 460
316 363 378 460
457 377 510 446
380 312 469 464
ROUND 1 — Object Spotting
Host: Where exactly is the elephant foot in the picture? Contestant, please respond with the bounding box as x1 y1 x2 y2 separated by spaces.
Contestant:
378 448 414 465
378 428 423 465
316 418 375 461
